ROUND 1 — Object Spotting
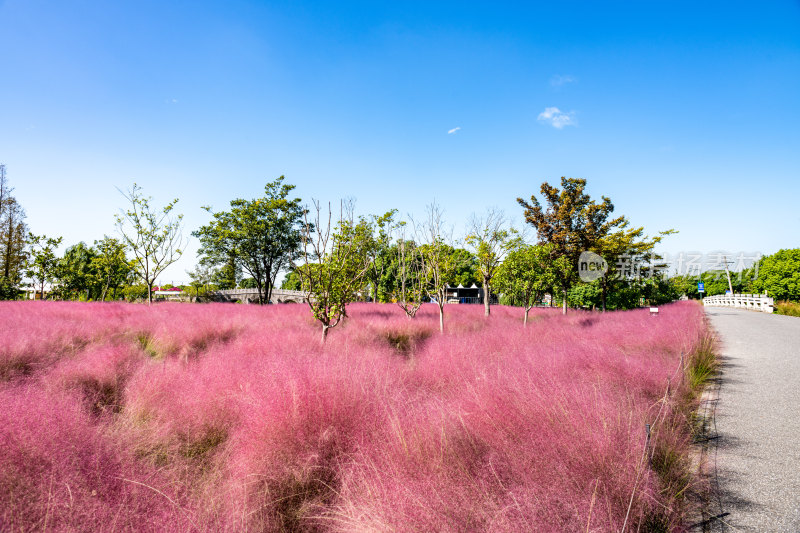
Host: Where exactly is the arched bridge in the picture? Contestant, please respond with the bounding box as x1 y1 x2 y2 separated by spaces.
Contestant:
213 288 309 304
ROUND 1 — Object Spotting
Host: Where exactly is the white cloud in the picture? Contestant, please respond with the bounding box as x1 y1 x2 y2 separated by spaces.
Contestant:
537 107 577 129
550 74 576 87
447 127 461 134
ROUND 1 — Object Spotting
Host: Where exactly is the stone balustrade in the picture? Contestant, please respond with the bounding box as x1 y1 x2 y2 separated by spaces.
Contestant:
702 293 774 313
214 288 309 304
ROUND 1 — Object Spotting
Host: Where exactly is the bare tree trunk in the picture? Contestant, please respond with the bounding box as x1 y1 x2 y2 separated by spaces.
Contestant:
147 281 153 305
524 307 529 327
438 301 445 333
562 288 568 315
101 275 110 302
601 281 607 312
321 324 330 344
483 282 490 317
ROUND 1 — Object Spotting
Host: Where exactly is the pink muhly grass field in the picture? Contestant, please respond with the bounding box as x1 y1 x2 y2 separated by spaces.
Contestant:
0 300 708 532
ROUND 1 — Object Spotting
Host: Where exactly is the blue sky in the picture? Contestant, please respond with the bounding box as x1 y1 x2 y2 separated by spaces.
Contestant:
1 0 798 283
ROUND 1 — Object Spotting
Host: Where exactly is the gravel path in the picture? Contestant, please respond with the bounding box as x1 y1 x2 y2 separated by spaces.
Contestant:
704 307 800 532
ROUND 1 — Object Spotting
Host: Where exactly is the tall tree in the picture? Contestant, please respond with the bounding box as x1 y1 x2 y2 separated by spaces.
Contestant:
465 208 513 316
187 262 214 299
295 200 373 343
393 222 426 319
0 165 29 298
93 236 132 301
415 203 465 334
54 242 99 300
116 183 185 305
194 177 304 305
592 223 676 310
752 249 800 301
364 210 399 302
495 243 558 326
518 177 624 314
25 234 62 300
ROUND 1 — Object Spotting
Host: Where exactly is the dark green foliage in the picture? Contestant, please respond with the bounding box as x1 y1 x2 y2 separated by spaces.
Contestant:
193 176 304 305
239 277 257 289
752 249 800 301
518 177 624 313
53 242 100 300
0 165 28 298
280 269 302 290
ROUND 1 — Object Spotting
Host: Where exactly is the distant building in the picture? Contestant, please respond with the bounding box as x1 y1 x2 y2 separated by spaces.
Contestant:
444 283 497 304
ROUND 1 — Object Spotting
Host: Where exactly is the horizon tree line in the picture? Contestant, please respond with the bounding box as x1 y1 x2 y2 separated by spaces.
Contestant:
10 164 790 339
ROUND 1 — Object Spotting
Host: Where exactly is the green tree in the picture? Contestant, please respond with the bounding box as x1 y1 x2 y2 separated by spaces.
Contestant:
25 234 62 300
518 177 624 314
54 242 99 300
752 249 800 301
446 246 480 287
465 208 514 316
194 177 304 305
592 223 676 310
116 184 184 305
393 222 426 318
295 200 372 343
363 210 399 302
0 165 29 298
495 243 558 326
239 277 258 289
210 254 239 290
280 269 302 290
92 236 133 301
567 279 603 309
416 203 467 333
187 262 214 299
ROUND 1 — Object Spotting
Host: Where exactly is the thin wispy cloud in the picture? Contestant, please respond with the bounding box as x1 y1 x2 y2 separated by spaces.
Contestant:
537 107 577 129
448 127 461 134
550 74 576 87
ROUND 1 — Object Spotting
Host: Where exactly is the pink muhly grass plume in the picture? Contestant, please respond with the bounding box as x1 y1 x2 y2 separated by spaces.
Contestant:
0 299 707 532
0 386 193 532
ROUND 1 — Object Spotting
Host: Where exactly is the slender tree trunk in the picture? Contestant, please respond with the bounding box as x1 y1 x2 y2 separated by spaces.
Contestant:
562 288 568 315
265 277 274 305
601 281 607 312
321 324 329 344
524 307 530 327
483 279 490 317
438 300 445 333
147 281 153 305
101 273 110 302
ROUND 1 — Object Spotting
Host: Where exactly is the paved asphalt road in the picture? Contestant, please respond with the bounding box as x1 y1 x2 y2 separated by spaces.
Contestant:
704 307 800 532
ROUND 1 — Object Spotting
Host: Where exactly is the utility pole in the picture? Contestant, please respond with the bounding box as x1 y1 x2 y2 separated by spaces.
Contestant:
723 255 734 294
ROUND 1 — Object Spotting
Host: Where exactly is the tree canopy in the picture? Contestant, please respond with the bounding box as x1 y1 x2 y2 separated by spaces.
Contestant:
752 249 800 301
116 184 184 305
194 177 304 304
518 177 624 314
0 165 28 299
495 243 558 326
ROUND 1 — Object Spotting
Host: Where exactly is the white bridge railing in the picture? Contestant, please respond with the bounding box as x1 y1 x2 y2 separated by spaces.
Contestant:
703 293 774 313
214 288 309 303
